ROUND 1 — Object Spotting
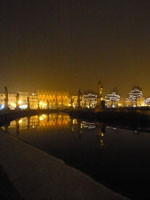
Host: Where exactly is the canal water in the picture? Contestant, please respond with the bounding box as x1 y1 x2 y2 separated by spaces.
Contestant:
3 113 150 199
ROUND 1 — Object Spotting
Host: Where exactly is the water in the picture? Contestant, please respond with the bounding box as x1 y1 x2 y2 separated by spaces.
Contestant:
3 113 150 199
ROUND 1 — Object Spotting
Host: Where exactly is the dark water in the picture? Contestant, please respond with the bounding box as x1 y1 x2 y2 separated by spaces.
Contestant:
3 113 150 199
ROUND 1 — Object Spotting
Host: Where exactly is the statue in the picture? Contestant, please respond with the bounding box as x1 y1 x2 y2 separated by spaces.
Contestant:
77 89 82 108
4 86 9 109
47 100 49 109
27 96 30 109
16 93 19 110
95 81 103 111
70 95 74 108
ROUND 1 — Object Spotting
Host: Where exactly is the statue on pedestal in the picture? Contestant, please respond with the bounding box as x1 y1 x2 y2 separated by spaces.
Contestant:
27 96 30 110
4 86 9 109
77 89 82 109
16 93 19 110
95 81 104 111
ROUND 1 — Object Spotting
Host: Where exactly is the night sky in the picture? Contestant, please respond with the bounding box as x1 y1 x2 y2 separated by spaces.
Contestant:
1 0 150 97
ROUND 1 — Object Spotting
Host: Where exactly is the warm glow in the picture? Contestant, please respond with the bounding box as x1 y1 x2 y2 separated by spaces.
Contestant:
18 100 22 105
19 119 22 124
39 116 44 121
73 119 78 124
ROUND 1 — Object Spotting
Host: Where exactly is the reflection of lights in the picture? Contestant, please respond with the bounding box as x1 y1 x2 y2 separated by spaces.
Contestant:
101 132 104 137
106 126 110 129
73 119 78 124
134 130 138 133
100 139 104 147
81 121 96 129
9 114 71 129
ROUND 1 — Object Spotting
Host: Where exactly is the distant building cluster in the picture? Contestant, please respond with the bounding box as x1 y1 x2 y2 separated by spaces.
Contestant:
0 84 149 110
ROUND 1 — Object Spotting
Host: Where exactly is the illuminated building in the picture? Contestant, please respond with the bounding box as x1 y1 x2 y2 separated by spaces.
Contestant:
37 90 69 108
127 87 143 107
105 92 120 107
81 94 97 108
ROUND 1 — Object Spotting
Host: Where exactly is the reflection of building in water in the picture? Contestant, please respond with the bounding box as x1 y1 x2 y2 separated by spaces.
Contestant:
38 114 70 128
9 114 71 131
81 121 96 129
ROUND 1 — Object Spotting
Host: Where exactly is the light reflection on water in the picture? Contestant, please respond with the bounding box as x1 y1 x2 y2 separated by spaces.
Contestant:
2 113 150 199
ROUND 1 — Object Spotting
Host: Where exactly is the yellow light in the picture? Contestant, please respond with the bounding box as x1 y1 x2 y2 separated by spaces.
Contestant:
18 100 22 105
73 119 78 124
39 116 43 121
118 103 121 107
19 119 22 124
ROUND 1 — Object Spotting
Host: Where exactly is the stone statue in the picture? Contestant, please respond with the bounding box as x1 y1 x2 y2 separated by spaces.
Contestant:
16 93 19 110
27 96 30 109
77 89 82 108
4 86 9 109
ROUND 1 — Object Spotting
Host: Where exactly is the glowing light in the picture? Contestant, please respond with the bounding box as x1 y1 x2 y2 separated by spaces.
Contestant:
39 116 44 121
19 119 22 124
18 100 22 105
73 119 78 124
118 103 121 107
19 105 28 109
0 104 4 110
42 114 47 118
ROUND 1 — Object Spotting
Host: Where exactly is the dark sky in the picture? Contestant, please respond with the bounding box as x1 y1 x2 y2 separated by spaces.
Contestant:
0 0 150 96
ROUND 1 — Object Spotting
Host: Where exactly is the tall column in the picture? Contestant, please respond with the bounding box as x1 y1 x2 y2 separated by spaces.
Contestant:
77 89 82 108
27 96 30 109
37 99 40 109
47 100 49 109
4 86 9 109
95 81 103 111
70 95 73 108
97 81 103 106
16 93 19 110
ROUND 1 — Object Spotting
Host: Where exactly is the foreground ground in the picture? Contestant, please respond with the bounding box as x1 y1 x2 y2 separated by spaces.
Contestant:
0 129 129 200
